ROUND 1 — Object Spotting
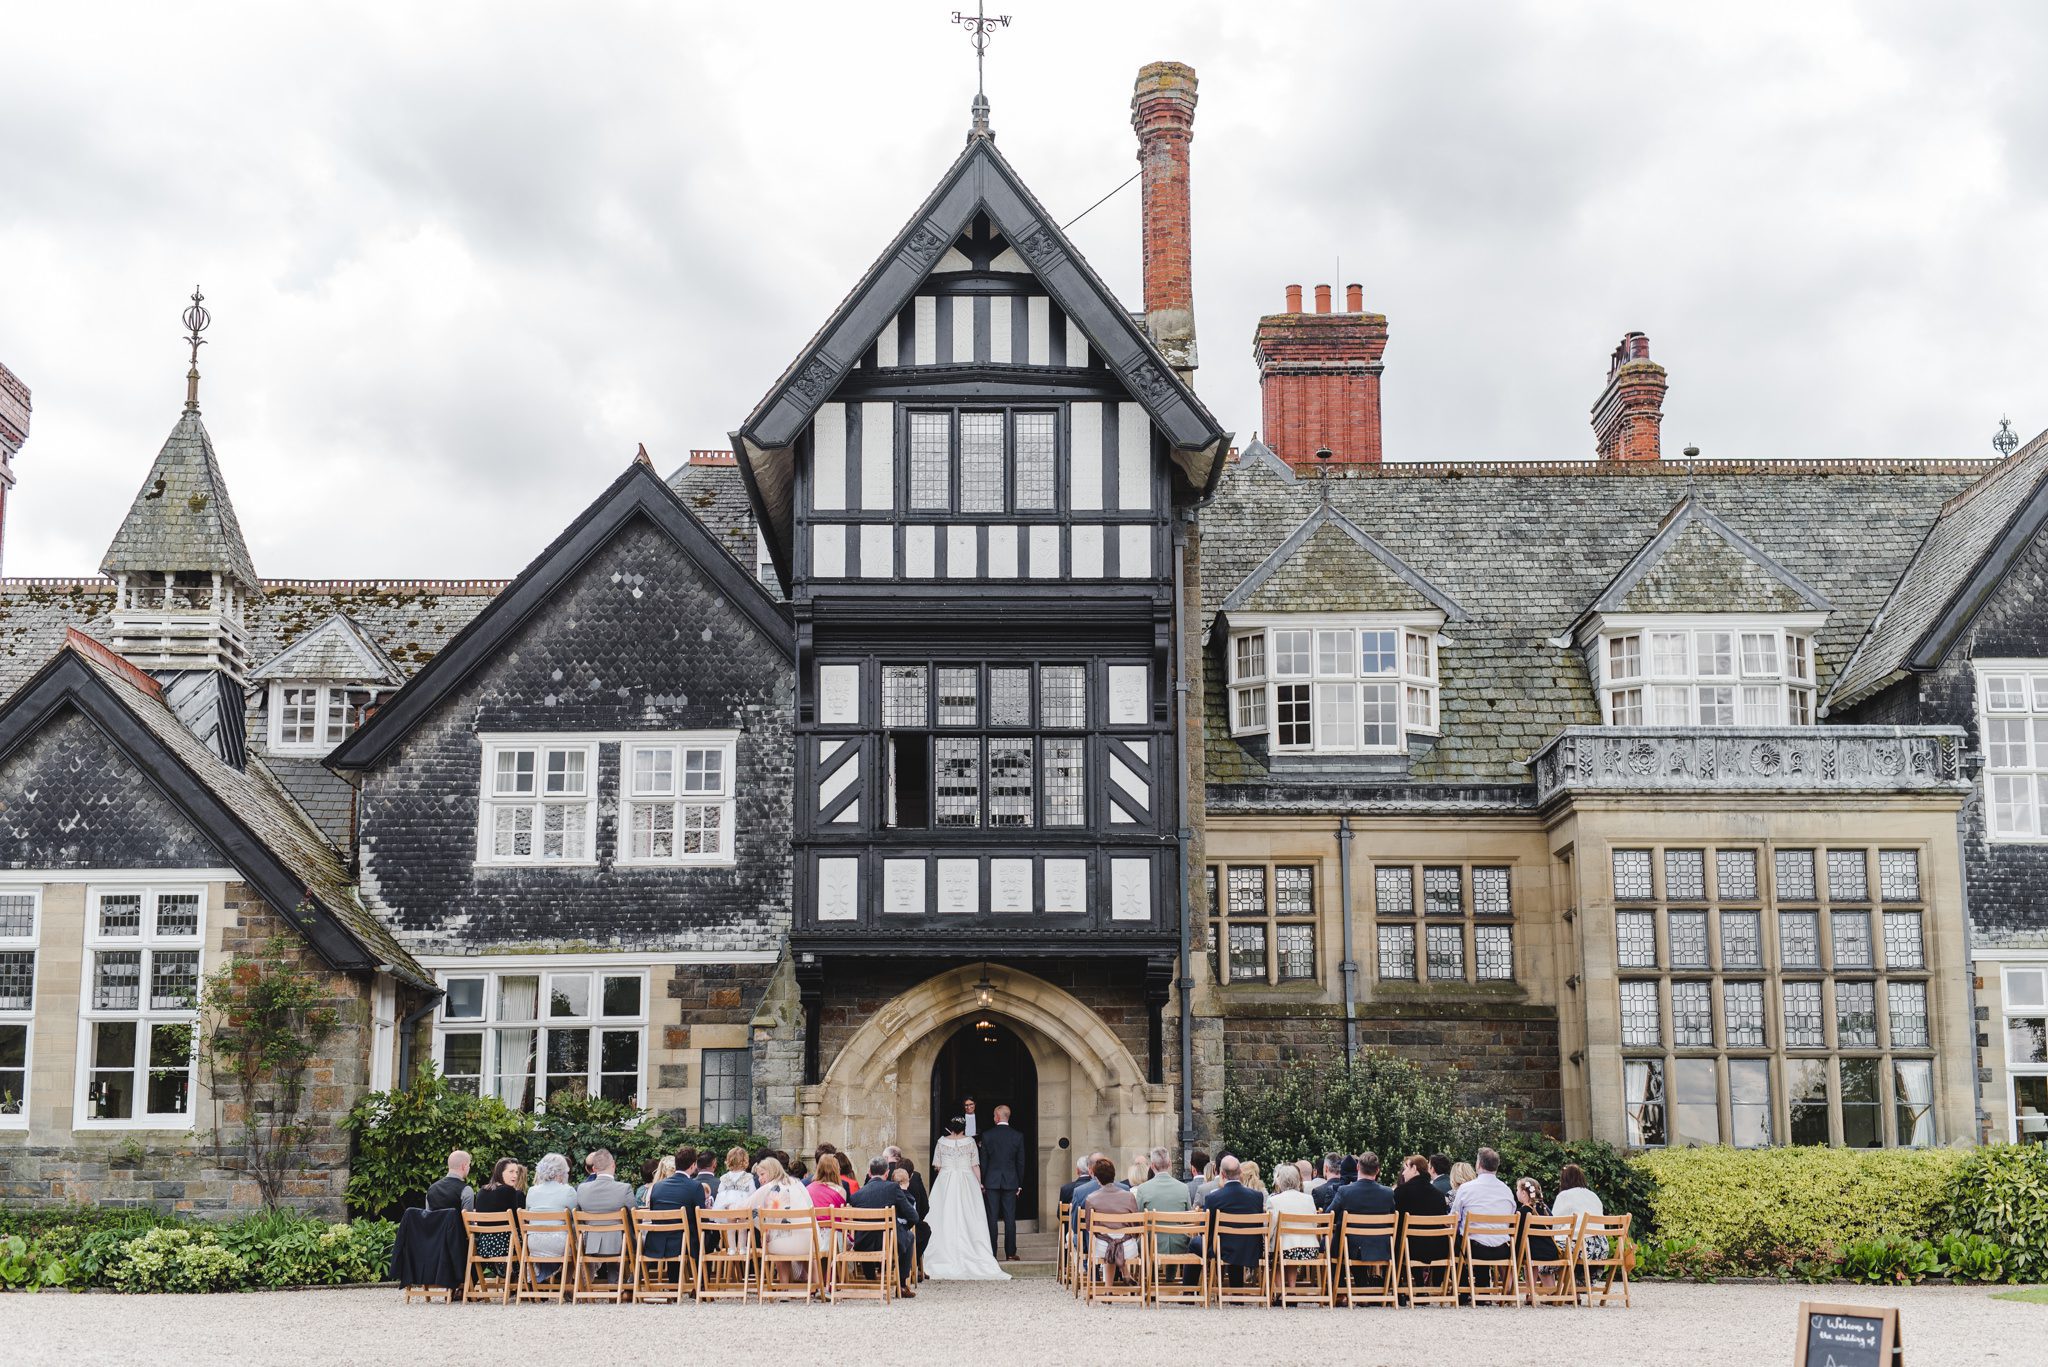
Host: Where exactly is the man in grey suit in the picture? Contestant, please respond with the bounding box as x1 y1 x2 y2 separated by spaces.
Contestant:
574 1148 634 1278
979 1104 1028 1261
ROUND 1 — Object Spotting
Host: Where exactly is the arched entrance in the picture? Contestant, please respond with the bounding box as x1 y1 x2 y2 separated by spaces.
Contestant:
804 964 1174 1226
929 1015 1039 1217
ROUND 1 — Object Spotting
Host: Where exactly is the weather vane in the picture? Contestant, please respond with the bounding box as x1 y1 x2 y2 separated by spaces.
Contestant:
182 287 210 413
952 3 1012 139
1994 415 2019 458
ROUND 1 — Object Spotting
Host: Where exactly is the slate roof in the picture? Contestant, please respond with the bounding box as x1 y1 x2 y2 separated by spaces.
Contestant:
1827 429 2048 710
1200 456 1996 791
1574 494 1831 630
250 612 403 683
100 410 260 587
668 458 779 601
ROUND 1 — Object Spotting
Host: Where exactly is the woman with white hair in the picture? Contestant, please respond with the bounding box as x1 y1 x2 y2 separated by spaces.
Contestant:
524 1152 577 1278
1268 1162 1320 1290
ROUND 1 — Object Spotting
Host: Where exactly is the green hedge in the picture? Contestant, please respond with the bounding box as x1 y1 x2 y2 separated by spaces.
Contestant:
1942 1144 2048 1280
0 1208 395 1292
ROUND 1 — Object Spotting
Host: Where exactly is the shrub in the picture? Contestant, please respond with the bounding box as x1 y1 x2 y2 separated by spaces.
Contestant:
1942 1144 2048 1280
1493 1132 1657 1234
344 1066 533 1217
514 1091 676 1178
1932 1231 2009 1282
1634 1146 1967 1273
103 1227 248 1293
1838 1237 1941 1285
0 1208 400 1292
1218 1052 1506 1174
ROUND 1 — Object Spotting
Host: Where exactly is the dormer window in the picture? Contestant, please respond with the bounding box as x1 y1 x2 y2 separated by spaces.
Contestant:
269 682 383 754
1227 616 1441 754
1598 618 1816 726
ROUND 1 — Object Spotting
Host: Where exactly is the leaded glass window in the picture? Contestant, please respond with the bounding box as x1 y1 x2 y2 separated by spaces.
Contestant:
1673 980 1714 1047
1781 911 1821 969
1716 849 1759 901
1013 411 1056 509
1423 866 1463 916
1617 911 1658 968
1669 911 1710 969
1426 924 1465 981
1878 849 1920 902
1725 980 1767 1047
987 739 1034 827
1227 867 1266 920
1836 980 1878 1047
936 668 979 726
0 950 34 1012
1276 924 1315 981
1475 924 1513 980
1625 1059 1666 1146
1375 867 1413 917
1227 924 1267 982
1275 866 1313 917
1775 848 1818 901
1472 867 1511 916
1040 738 1085 827
909 412 950 509
934 739 980 826
0 895 32 939
1377 925 1415 980
1883 911 1924 970
1784 981 1825 1048
1826 849 1869 903
1665 849 1706 901
1039 666 1086 728
989 668 1031 726
1613 850 1653 901
1833 911 1874 970
1888 981 1930 1048
958 412 1005 513
884 666 929 727
1621 981 1661 1047
1721 910 1763 969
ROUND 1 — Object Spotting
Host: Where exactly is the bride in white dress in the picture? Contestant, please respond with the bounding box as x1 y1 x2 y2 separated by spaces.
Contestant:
922 1118 1011 1280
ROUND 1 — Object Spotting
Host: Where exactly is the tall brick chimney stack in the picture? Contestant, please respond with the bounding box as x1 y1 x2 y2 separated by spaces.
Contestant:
0 362 30 576
1253 283 1389 469
1592 332 1668 462
1131 61 1199 384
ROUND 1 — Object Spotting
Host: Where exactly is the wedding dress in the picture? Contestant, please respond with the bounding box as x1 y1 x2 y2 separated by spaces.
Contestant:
922 1134 1010 1280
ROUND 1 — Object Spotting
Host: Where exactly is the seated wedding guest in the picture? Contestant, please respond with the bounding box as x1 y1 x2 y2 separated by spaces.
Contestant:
1135 1147 1191 1280
889 1165 931 1268
1449 1161 1476 1193
1550 1163 1608 1262
1124 1156 1148 1190
1059 1156 1092 1207
882 1145 925 1214
1332 1151 1397 1284
1068 1152 1108 1235
749 1156 816 1281
1184 1149 1211 1207
1295 1159 1317 1193
647 1149 710 1260
789 1159 810 1182
1241 1160 1269 1197
808 1154 851 1212
637 1154 675 1206
1083 1156 1141 1284
1448 1147 1517 1286
715 1146 757 1209
1429 1153 1454 1196
1197 1156 1268 1287
425 1150 474 1211
1516 1176 1560 1289
846 1157 918 1297
1393 1154 1451 1281
471 1158 526 1262
1312 1154 1343 1210
523 1153 577 1279
575 1149 634 1279
1270 1164 1320 1288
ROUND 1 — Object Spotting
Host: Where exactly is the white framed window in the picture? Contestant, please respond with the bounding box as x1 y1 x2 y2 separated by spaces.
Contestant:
477 739 600 865
75 885 205 1129
1227 614 1442 754
1979 665 2048 842
2004 964 2048 1144
268 681 384 753
434 965 648 1111
619 737 738 866
1596 616 1820 727
0 889 39 1127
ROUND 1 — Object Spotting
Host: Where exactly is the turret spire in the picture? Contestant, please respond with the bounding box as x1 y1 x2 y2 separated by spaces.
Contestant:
181 287 209 413
951 4 1010 141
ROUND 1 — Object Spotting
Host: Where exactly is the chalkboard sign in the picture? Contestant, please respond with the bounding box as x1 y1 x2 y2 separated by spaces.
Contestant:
1794 1301 1902 1367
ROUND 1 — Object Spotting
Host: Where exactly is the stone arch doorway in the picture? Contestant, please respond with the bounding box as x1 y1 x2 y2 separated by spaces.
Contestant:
929 1015 1040 1217
804 963 1173 1226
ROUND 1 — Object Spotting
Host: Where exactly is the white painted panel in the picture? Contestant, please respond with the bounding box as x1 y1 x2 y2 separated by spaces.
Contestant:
1028 526 1060 579
937 859 979 915
1110 752 1149 812
1118 524 1152 578
950 297 975 364
1068 402 1103 510
1070 525 1104 578
818 857 859 921
905 525 937 578
989 296 1012 364
1026 296 1050 366
812 525 846 578
1066 318 1090 368
859 524 893 578
934 246 972 272
884 858 926 915
1111 858 1152 921
859 403 894 510
819 748 858 808
1108 666 1148 724
914 296 938 365
1118 403 1152 511
812 403 846 510
990 246 1027 272
947 525 978 577
874 316 898 367
987 525 1019 578
990 859 1032 913
818 666 861 724
1044 859 1088 915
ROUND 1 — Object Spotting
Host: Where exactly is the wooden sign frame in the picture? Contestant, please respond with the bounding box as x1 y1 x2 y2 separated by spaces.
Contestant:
1794 1301 1903 1367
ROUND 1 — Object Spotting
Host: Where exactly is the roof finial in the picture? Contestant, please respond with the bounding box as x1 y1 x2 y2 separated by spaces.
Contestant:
952 4 1011 141
1994 415 2020 458
181 287 210 413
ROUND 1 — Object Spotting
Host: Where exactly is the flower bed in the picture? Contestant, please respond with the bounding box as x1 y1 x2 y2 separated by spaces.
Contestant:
0 1207 394 1292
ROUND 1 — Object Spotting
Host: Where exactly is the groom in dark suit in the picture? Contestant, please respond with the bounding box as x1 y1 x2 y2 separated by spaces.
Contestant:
979 1103 1027 1262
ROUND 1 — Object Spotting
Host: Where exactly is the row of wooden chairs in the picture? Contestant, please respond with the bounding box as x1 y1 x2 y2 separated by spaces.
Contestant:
416 1207 908 1305
1055 1203 1633 1309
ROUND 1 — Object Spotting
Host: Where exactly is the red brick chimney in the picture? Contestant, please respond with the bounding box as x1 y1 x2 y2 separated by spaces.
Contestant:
1253 283 1389 468
1131 62 1199 383
1592 332 1668 462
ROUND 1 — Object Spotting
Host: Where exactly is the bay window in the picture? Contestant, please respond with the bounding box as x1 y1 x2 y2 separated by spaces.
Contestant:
1227 616 1442 754
1979 665 2048 840
77 886 204 1127
436 966 647 1110
269 681 384 753
1598 617 1817 726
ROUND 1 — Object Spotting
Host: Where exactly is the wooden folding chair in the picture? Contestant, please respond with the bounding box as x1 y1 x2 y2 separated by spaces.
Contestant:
1575 1213 1633 1307
1081 1209 1148 1306
1398 1214 1460 1307
627 1208 692 1304
1518 1213 1580 1307
827 1208 897 1304
515 1208 574 1303
571 1209 631 1302
1273 1211 1337 1307
1210 1212 1272 1307
1147 1210 1210 1306
1459 1213 1522 1306
693 1210 757 1302
757 1208 823 1303
460 1210 520 1304
1056 1201 1074 1290
1336 1213 1399 1307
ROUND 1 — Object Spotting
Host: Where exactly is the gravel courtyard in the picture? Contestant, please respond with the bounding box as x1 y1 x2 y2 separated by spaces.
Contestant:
5 1273 2039 1366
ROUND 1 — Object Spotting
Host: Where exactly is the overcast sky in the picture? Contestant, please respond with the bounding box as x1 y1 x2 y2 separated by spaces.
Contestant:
2 2 2042 578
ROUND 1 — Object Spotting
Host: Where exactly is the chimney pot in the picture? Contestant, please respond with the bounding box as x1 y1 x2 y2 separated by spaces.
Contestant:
1285 284 1303 313
1253 284 1390 469
1345 283 1363 312
1314 284 1332 314
1131 62 1200 382
1592 331 1669 462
